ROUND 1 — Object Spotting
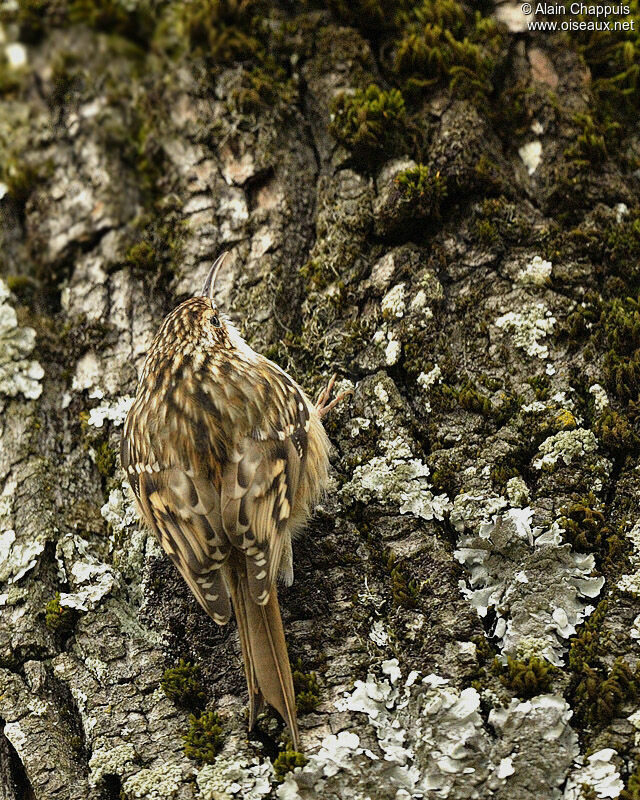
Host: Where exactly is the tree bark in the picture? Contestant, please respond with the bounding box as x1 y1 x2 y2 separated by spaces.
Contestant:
1 3 640 799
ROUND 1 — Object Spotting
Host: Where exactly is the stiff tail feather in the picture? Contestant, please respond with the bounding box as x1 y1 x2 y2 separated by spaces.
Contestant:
228 566 300 750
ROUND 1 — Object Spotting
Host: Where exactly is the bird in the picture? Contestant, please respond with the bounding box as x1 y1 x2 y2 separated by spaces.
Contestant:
121 252 347 750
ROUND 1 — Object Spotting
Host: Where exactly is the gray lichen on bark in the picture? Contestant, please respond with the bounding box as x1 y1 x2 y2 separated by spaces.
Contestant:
1 1 640 799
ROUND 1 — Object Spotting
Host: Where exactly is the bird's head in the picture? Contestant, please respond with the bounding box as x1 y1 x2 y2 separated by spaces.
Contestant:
147 252 232 363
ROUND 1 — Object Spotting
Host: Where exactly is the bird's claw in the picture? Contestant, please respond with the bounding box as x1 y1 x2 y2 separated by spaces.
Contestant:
316 373 352 418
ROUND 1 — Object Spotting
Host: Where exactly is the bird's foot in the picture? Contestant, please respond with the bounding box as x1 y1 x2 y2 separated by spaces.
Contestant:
315 373 353 418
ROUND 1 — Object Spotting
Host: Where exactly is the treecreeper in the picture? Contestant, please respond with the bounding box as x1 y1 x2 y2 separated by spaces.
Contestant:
121 252 347 749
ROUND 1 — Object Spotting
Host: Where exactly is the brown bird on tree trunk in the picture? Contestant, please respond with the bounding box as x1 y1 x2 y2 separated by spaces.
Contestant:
121 253 346 749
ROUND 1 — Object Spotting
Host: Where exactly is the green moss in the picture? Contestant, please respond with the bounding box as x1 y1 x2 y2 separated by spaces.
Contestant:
622 768 640 799
527 374 550 401
0 0 67 44
594 410 640 462
559 493 609 553
161 659 206 710
566 596 640 727
386 551 420 608
45 592 75 633
273 747 307 781
569 597 608 675
472 197 532 248
600 295 640 403
69 0 155 46
395 163 447 217
95 441 116 479
430 452 461 496
124 209 186 280
1 158 45 209
0 58 27 98
183 711 223 764
329 84 406 167
392 4 505 101
176 0 263 64
458 380 493 416
493 655 556 698
292 659 320 714
572 2 640 136
564 113 609 165
230 66 296 116
574 658 638 728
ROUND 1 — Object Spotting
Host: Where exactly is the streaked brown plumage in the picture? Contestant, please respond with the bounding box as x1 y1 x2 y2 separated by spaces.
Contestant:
121 253 344 749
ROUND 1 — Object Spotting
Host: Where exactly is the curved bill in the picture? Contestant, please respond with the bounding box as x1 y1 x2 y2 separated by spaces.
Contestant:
201 251 228 300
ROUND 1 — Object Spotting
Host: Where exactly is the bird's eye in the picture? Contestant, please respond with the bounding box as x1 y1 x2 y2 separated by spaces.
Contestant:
211 314 222 328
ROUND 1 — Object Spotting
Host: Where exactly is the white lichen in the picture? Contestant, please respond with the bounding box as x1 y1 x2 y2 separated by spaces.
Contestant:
517 255 552 286
506 477 530 507
280 660 578 799
55 533 118 611
381 283 406 319
341 456 450 521
72 351 105 397
123 764 183 799
0 477 46 583
89 743 137 788
533 428 598 470
0 278 44 399
197 756 274 800
455 507 604 665
88 395 134 428
417 365 442 391
518 140 542 175
494 303 556 359
384 337 401 366
617 521 640 595
589 383 610 413
563 749 623 800
5 42 27 68
450 492 508 533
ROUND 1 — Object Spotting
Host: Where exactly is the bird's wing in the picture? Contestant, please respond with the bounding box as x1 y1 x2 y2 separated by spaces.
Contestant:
121 433 233 624
219 362 311 606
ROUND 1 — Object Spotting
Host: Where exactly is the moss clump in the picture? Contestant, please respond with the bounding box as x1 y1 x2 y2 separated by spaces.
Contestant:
600 295 640 404
594 410 640 462
292 660 320 714
0 0 68 44
329 84 406 166
123 210 186 281
564 113 609 165
392 4 505 100
69 0 155 46
177 0 263 64
493 655 556 698
458 381 493 416
45 592 75 633
386 551 420 608
1 158 46 209
230 66 296 116
472 197 532 248
273 748 307 782
574 658 638 728
183 711 224 764
572 2 640 135
395 164 447 218
94 441 116 479
622 768 640 799
161 659 206 710
527 374 550 401
559 493 609 553
569 597 608 675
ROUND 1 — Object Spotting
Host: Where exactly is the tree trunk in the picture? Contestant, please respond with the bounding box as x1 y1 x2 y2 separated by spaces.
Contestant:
1 3 639 798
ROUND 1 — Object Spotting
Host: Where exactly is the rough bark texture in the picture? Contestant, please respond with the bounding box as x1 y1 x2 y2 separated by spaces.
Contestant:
1 2 640 798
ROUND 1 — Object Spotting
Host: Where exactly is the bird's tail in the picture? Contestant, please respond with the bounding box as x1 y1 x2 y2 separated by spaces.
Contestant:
227 566 300 750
